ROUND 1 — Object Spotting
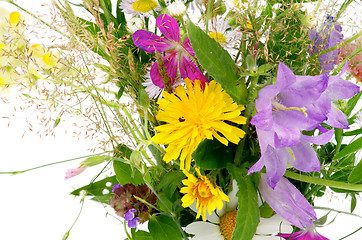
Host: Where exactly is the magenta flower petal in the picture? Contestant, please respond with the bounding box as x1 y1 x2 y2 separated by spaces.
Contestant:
259 174 317 229
179 55 208 84
133 30 171 53
182 37 195 56
150 52 178 88
279 229 330 240
156 14 180 42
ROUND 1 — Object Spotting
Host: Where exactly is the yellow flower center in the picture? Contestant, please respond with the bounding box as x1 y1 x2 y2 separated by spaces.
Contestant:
10 12 21 25
209 32 227 45
219 209 237 240
132 0 158 13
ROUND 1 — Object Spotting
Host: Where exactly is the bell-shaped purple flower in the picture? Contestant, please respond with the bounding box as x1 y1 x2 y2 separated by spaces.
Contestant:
309 15 343 74
278 227 330 240
249 62 359 189
133 14 208 89
258 174 317 229
124 208 141 228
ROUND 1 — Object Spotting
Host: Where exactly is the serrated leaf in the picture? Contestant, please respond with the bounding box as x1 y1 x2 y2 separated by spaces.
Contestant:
71 176 117 196
187 21 248 104
333 136 362 160
113 159 144 185
192 139 236 169
227 164 259 240
148 215 182 240
348 159 362 183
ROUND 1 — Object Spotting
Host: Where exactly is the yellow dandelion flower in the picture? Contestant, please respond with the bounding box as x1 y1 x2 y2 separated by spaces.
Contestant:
152 79 247 170
180 168 229 221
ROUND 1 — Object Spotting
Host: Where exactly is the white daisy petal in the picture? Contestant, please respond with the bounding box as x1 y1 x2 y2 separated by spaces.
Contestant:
185 222 223 240
256 215 293 234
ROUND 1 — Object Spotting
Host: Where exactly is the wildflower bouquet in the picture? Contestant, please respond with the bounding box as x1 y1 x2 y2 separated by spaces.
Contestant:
2 0 362 239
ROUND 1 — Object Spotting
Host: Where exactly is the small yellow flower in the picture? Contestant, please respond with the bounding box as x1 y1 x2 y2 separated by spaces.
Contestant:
9 12 21 25
180 168 229 221
152 79 246 171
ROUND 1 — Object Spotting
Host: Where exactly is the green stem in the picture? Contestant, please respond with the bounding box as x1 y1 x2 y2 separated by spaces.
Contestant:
339 227 362 240
284 170 362 191
0 152 109 175
314 206 362 219
123 221 133 240
205 0 213 33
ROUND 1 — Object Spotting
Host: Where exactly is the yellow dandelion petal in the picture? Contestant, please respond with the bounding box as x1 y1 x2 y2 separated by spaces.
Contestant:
154 79 246 170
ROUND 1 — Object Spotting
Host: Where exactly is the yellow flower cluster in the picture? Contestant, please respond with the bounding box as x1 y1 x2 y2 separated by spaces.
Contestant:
180 168 229 221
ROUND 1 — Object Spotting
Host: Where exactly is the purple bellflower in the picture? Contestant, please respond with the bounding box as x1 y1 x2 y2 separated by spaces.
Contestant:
249 62 360 189
124 208 141 228
249 62 333 188
133 14 208 88
309 15 343 74
278 228 330 240
259 174 317 229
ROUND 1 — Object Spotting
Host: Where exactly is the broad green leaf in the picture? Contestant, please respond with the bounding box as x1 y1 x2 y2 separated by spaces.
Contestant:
148 215 183 240
333 136 362 160
348 159 362 183
113 159 144 185
227 164 259 240
192 139 236 169
133 230 152 240
187 21 248 104
156 170 184 196
71 176 117 196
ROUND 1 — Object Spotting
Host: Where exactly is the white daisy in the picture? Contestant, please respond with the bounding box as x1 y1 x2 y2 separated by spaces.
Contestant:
167 0 187 18
126 17 144 34
119 0 160 17
185 180 293 240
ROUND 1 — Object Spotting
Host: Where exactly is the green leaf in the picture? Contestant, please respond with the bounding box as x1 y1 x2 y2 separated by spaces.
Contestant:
333 136 362 160
227 164 259 240
192 139 236 169
70 176 117 196
351 194 357 212
114 144 133 158
348 159 362 183
148 215 182 240
133 230 152 240
345 91 362 117
53 118 61 128
343 128 362 136
113 159 144 185
187 21 248 104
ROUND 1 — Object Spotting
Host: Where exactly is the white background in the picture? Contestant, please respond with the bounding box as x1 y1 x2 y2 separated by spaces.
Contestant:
0 0 361 240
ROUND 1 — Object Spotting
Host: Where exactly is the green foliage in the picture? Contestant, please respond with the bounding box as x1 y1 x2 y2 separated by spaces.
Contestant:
227 164 259 240
333 136 362 160
187 21 248 105
132 230 152 240
70 176 118 203
113 159 145 186
148 214 183 240
266 5 311 74
348 160 362 183
192 139 236 169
